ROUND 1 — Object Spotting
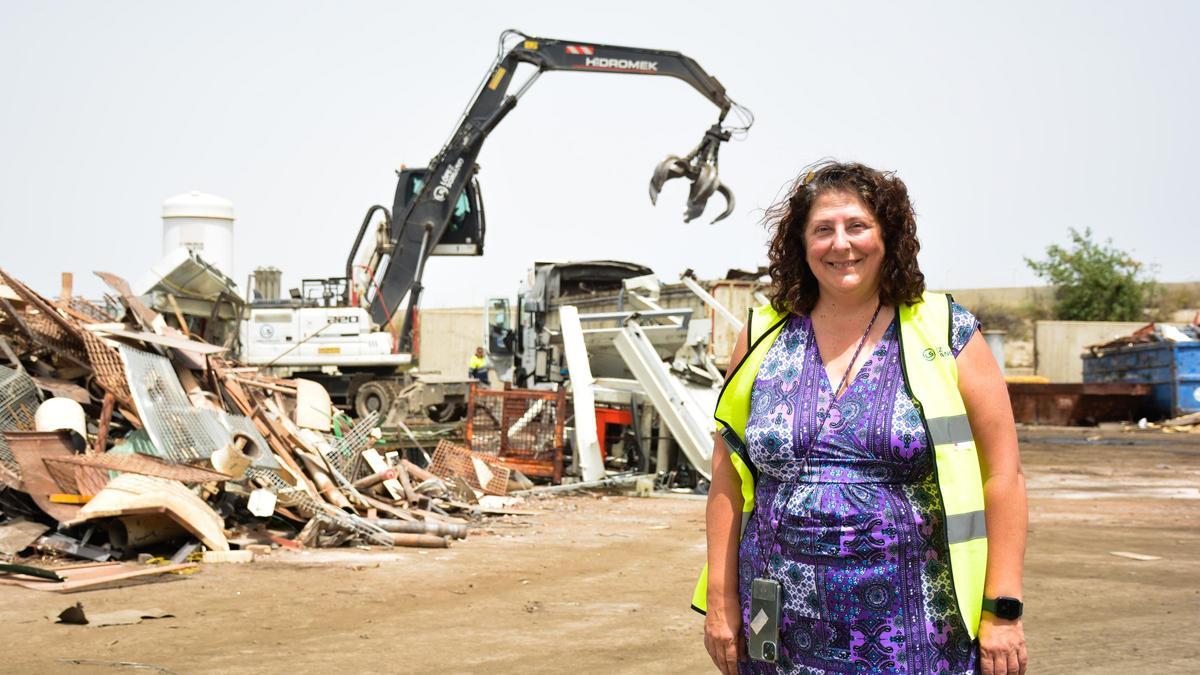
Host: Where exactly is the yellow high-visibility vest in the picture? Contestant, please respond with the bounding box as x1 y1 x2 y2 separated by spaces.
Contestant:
468 355 488 370
692 292 988 640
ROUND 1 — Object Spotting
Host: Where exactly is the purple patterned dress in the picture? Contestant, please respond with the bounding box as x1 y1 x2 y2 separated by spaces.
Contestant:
738 305 981 674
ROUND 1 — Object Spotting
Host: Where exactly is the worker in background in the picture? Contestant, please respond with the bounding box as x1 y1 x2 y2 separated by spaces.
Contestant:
468 347 489 385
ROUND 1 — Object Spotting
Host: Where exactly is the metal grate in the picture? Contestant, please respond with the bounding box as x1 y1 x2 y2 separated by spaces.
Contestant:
466 388 565 461
430 440 511 495
0 365 39 478
323 411 379 479
81 331 135 408
22 312 89 364
252 478 392 547
120 345 234 463
223 413 281 471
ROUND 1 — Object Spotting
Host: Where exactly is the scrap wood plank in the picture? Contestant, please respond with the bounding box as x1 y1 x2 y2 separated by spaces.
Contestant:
262 398 366 509
84 324 226 354
0 269 86 347
94 271 162 334
0 561 196 592
93 391 115 454
214 367 319 498
361 449 405 500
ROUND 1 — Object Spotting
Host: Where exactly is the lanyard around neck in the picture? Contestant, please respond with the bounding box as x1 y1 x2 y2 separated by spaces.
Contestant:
757 302 883 562
829 302 884 401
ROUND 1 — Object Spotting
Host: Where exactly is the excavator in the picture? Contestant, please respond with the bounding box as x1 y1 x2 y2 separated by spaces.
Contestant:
240 29 753 421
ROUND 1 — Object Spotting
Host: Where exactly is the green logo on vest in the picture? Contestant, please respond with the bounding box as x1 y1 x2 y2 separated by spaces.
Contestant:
923 346 952 361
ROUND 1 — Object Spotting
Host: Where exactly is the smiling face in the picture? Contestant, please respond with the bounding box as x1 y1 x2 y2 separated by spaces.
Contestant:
803 189 886 301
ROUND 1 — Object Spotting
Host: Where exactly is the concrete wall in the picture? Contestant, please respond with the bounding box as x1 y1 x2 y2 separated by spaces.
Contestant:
939 286 1054 311
1035 321 1147 382
417 307 483 377
944 282 1200 312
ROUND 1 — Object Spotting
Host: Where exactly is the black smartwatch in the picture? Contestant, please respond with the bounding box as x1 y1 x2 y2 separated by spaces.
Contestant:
982 596 1023 620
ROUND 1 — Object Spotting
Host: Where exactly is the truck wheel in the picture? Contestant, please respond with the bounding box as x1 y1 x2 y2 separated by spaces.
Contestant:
354 381 394 419
427 401 466 423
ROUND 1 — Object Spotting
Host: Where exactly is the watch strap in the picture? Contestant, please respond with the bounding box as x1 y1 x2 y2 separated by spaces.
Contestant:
982 596 1023 620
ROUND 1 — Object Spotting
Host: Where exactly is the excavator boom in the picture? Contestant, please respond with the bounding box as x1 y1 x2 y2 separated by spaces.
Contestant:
354 30 753 348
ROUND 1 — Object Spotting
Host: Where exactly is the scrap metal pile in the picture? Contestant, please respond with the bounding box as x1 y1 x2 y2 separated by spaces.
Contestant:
0 268 505 585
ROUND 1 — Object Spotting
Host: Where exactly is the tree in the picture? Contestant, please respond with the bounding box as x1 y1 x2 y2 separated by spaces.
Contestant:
1025 228 1155 322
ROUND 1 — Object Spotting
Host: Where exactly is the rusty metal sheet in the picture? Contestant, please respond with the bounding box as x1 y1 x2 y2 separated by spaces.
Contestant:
21 312 90 365
30 376 90 403
44 453 231 484
95 271 161 332
1007 382 1153 426
79 331 136 412
0 270 90 368
4 430 84 522
0 270 84 342
85 325 227 354
73 464 110 497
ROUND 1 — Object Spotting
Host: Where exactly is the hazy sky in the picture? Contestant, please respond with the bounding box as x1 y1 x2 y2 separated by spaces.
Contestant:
2 1 1197 308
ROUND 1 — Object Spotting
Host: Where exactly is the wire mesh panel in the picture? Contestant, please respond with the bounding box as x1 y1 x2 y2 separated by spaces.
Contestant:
23 312 90 364
120 345 231 463
324 410 379 479
465 387 566 481
0 365 39 479
242 472 392 547
81 331 135 408
430 440 511 495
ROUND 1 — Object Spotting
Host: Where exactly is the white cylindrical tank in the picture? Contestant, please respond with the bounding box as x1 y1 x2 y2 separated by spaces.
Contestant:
162 191 235 277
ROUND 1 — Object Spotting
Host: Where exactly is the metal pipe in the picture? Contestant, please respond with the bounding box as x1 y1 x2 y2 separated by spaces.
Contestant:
390 533 449 548
578 308 693 324
352 468 397 490
510 472 653 496
656 415 673 475
367 518 468 539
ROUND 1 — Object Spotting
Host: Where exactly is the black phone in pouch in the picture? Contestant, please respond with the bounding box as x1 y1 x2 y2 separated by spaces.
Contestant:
749 577 781 663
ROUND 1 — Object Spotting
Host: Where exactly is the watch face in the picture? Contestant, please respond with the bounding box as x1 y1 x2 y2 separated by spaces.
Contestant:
995 597 1023 619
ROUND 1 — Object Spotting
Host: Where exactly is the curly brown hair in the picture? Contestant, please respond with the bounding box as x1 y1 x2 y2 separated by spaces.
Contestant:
765 160 925 315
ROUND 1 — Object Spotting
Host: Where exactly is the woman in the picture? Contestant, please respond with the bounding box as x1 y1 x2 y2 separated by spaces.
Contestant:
701 162 1028 674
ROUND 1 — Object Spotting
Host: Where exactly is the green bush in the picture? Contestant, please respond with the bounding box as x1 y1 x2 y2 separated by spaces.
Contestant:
1025 228 1156 322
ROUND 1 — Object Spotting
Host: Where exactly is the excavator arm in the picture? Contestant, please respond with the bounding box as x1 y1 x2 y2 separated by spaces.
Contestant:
356 30 753 347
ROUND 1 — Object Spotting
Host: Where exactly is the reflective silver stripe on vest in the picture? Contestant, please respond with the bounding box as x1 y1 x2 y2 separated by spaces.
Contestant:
947 510 987 543
927 414 974 447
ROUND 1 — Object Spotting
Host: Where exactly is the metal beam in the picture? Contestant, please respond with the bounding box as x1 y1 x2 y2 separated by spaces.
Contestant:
680 271 742 332
612 320 715 479
558 306 605 482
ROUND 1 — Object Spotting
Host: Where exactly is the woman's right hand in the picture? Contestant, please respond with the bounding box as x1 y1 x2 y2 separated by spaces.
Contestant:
704 595 745 674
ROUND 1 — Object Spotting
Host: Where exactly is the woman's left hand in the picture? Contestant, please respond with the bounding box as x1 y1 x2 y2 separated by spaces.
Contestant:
978 615 1027 675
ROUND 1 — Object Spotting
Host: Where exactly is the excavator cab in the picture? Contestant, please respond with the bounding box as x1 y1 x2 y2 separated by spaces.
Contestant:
393 168 486 256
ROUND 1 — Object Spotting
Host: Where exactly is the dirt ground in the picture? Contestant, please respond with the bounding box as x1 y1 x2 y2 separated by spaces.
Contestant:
4 427 1198 674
